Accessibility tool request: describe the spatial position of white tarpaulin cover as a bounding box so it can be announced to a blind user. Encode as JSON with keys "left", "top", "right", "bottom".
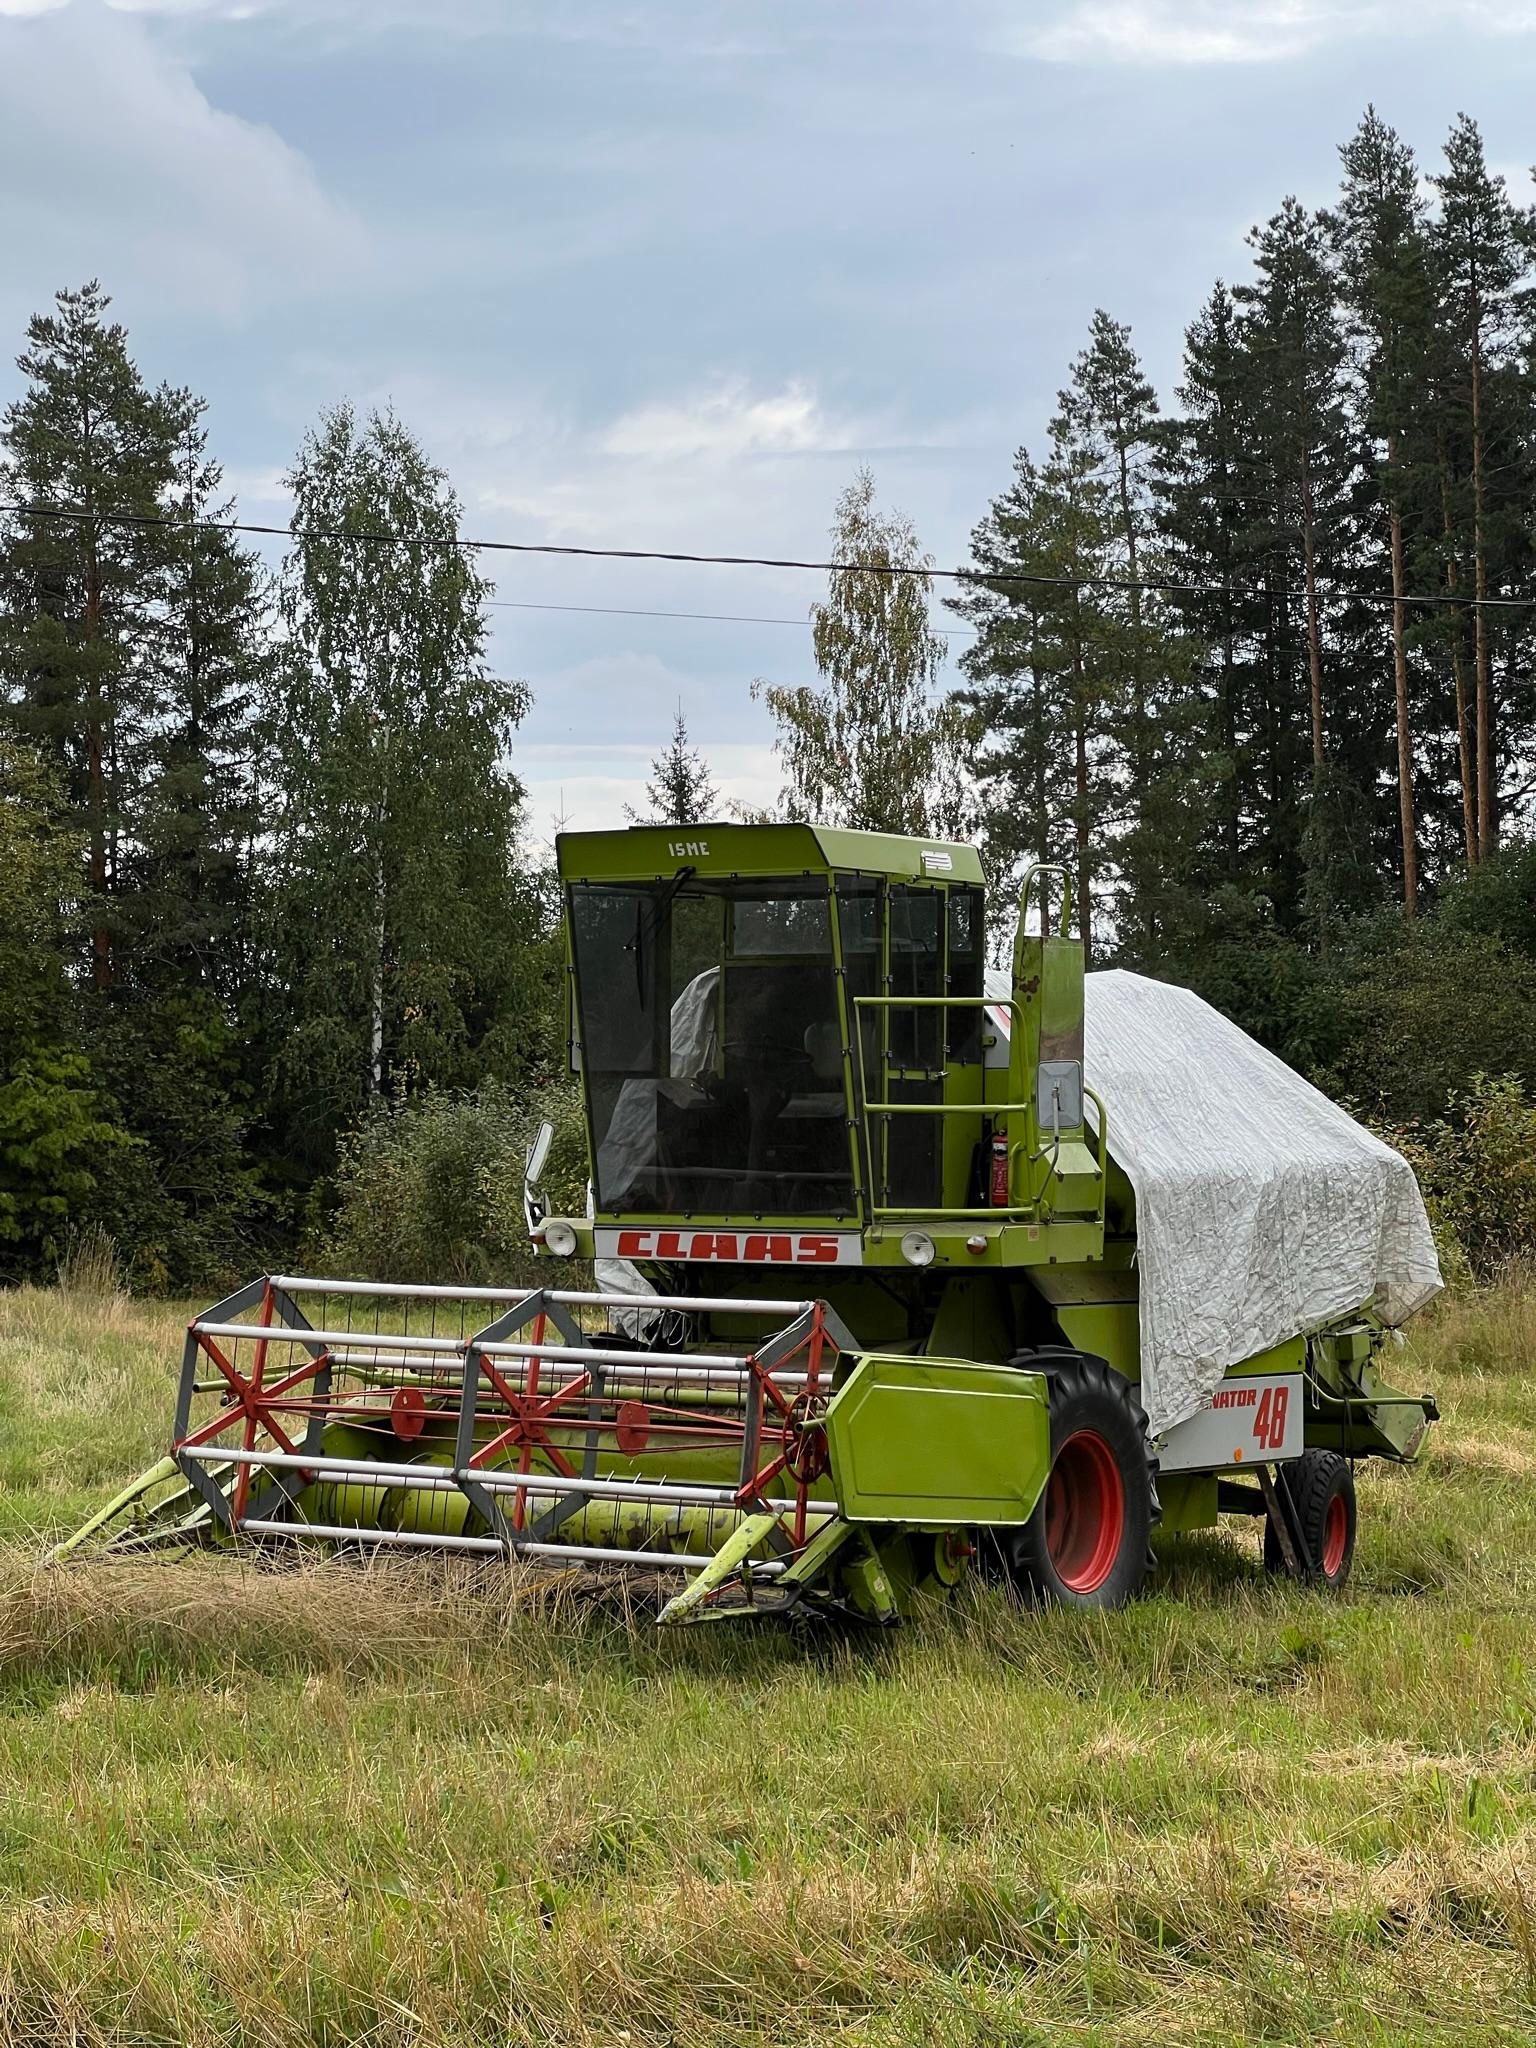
{"left": 988, "top": 966, "right": 1442, "bottom": 1437}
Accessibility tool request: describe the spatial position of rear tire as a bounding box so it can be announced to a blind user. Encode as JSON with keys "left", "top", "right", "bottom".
{"left": 1263, "top": 1450, "right": 1356, "bottom": 1589}
{"left": 998, "top": 1352, "right": 1157, "bottom": 1610}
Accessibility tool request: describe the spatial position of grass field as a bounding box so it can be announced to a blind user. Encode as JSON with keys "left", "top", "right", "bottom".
{"left": 2, "top": 1282, "right": 1535, "bottom": 2046}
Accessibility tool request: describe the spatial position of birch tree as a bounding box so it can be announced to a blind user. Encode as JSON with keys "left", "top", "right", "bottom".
{"left": 756, "top": 469, "right": 975, "bottom": 839}
{"left": 262, "top": 405, "right": 538, "bottom": 1170}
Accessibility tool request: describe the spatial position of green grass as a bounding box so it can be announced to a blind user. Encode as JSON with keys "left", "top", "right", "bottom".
{"left": 2, "top": 1281, "right": 1536, "bottom": 2045}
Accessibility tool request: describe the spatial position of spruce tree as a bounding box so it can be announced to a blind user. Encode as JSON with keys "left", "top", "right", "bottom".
{"left": 0, "top": 287, "right": 273, "bottom": 1285}
{"left": 261, "top": 404, "right": 544, "bottom": 1172}
{"left": 1056, "top": 313, "right": 1162, "bottom": 941}
{"left": 0, "top": 727, "right": 125, "bottom": 1278}
{"left": 0, "top": 283, "right": 179, "bottom": 991}
{"left": 625, "top": 705, "right": 719, "bottom": 825}
{"left": 756, "top": 469, "right": 974, "bottom": 838}
{"left": 953, "top": 432, "right": 1126, "bottom": 960}
{"left": 87, "top": 388, "right": 279, "bottom": 1287}
{"left": 135, "top": 389, "right": 269, "bottom": 998}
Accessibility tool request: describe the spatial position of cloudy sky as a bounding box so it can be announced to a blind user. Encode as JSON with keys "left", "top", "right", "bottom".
{"left": 3, "top": 0, "right": 1534, "bottom": 840}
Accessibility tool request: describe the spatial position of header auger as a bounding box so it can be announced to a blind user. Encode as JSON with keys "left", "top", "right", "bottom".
{"left": 63, "top": 822, "right": 1442, "bottom": 1622}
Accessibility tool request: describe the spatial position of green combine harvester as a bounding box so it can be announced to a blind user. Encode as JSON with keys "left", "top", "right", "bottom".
{"left": 64, "top": 824, "right": 1442, "bottom": 1621}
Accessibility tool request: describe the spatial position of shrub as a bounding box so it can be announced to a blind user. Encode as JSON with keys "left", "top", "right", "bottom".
{"left": 318, "top": 1079, "right": 588, "bottom": 1287}
{"left": 1368, "top": 1116, "right": 1472, "bottom": 1291}
{"left": 1318, "top": 926, "right": 1536, "bottom": 1125}
{"left": 1424, "top": 1076, "right": 1536, "bottom": 1281}
{"left": 1378, "top": 1075, "right": 1536, "bottom": 1285}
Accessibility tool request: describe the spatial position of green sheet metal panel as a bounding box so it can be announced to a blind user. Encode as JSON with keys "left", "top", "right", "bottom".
{"left": 825, "top": 1354, "right": 1050, "bottom": 1525}
{"left": 556, "top": 821, "right": 984, "bottom": 886}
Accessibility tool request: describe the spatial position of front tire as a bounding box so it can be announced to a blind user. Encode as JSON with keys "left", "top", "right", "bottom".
{"left": 1263, "top": 1449, "right": 1356, "bottom": 1589}
{"left": 999, "top": 1352, "right": 1157, "bottom": 1610}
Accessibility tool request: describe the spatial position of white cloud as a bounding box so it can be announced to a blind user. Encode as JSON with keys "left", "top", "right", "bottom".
{"left": 1028, "top": 0, "right": 1336, "bottom": 62}
{"left": 1019, "top": 0, "right": 1536, "bottom": 64}
{"left": 250, "top": 365, "right": 964, "bottom": 841}
{"left": 389, "top": 370, "right": 898, "bottom": 564}
{"left": 0, "top": 1, "right": 363, "bottom": 324}
{"left": 602, "top": 380, "right": 844, "bottom": 462}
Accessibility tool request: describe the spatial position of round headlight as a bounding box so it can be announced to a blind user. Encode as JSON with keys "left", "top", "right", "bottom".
{"left": 900, "top": 1230, "right": 936, "bottom": 1269}
{"left": 542, "top": 1218, "right": 578, "bottom": 1258}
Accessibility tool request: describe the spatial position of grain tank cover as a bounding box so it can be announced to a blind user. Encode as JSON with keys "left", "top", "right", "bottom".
{"left": 988, "top": 967, "right": 1443, "bottom": 1436}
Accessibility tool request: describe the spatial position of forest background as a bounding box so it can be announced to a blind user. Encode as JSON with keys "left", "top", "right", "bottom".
{"left": 4, "top": 107, "right": 1536, "bottom": 1294}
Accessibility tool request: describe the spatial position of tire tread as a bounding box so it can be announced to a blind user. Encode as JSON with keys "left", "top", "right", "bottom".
{"left": 999, "top": 1349, "right": 1159, "bottom": 1609}
{"left": 1263, "top": 1448, "right": 1356, "bottom": 1586}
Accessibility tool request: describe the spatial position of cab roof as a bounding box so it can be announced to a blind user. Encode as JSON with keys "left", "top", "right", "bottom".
{"left": 555, "top": 820, "right": 985, "bottom": 886}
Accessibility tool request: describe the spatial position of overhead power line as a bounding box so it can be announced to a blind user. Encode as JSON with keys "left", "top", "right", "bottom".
{"left": 1, "top": 497, "right": 1533, "bottom": 612}
{"left": 488, "top": 597, "right": 811, "bottom": 625}
{"left": 481, "top": 596, "right": 989, "bottom": 636}
{"left": 483, "top": 595, "right": 983, "bottom": 636}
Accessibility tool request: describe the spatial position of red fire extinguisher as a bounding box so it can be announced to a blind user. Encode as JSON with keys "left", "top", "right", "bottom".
{"left": 989, "top": 1131, "right": 1010, "bottom": 1208}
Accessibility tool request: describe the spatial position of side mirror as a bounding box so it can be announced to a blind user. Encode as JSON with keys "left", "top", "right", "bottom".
{"left": 1037, "top": 1060, "right": 1084, "bottom": 1133}
{"left": 524, "top": 1119, "right": 554, "bottom": 1189}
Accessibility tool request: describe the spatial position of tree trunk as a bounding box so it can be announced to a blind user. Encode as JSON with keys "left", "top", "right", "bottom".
{"left": 370, "top": 752, "right": 388, "bottom": 1094}
{"left": 82, "top": 516, "right": 112, "bottom": 992}
{"left": 1113, "top": 444, "right": 1144, "bottom": 748}
{"left": 1029, "top": 607, "right": 1048, "bottom": 864}
{"left": 1072, "top": 601, "right": 1091, "bottom": 970}
{"left": 1299, "top": 455, "right": 1326, "bottom": 771}
{"left": 1469, "top": 310, "right": 1495, "bottom": 855}
{"left": 1218, "top": 621, "right": 1238, "bottom": 875}
{"left": 1438, "top": 445, "right": 1479, "bottom": 863}
{"left": 1112, "top": 426, "right": 1150, "bottom": 947}
{"left": 1385, "top": 439, "right": 1418, "bottom": 917}
{"left": 1218, "top": 470, "right": 1239, "bottom": 879}
{"left": 1262, "top": 578, "right": 1282, "bottom": 836}
{"left": 370, "top": 870, "right": 385, "bottom": 1094}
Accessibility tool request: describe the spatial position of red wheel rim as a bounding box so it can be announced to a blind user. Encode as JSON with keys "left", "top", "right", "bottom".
{"left": 1321, "top": 1490, "right": 1349, "bottom": 1578}
{"left": 1044, "top": 1430, "right": 1126, "bottom": 1594}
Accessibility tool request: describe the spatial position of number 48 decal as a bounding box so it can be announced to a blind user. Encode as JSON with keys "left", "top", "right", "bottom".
{"left": 1253, "top": 1383, "right": 1290, "bottom": 1451}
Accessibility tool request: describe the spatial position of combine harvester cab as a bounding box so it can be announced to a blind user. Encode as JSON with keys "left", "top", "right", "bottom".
{"left": 63, "top": 823, "right": 1443, "bottom": 1623}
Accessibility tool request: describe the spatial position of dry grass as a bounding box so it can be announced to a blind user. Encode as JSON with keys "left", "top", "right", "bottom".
{"left": 1, "top": 1280, "right": 1535, "bottom": 2044}
{"left": 53, "top": 1225, "right": 124, "bottom": 1303}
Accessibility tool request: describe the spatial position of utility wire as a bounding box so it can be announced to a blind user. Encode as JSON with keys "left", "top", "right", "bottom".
{"left": 1, "top": 497, "right": 1533, "bottom": 612}
{"left": 481, "top": 595, "right": 988, "bottom": 634}
{"left": 488, "top": 597, "right": 808, "bottom": 625}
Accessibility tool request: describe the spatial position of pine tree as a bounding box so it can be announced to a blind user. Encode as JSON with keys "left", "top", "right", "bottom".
{"left": 1430, "top": 113, "right": 1535, "bottom": 857}
{"left": 1236, "top": 200, "right": 1354, "bottom": 779}
{"left": 1231, "top": 201, "right": 1384, "bottom": 942}
{"left": 1331, "top": 109, "right": 1437, "bottom": 914}
{"left": 756, "top": 469, "right": 975, "bottom": 838}
{"left": 625, "top": 705, "right": 719, "bottom": 825}
{"left": 260, "top": 404, "right": 545, "bottom": 1171}
{"left": 1154, "top": 283, "right": 1258, "bottom": 893}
